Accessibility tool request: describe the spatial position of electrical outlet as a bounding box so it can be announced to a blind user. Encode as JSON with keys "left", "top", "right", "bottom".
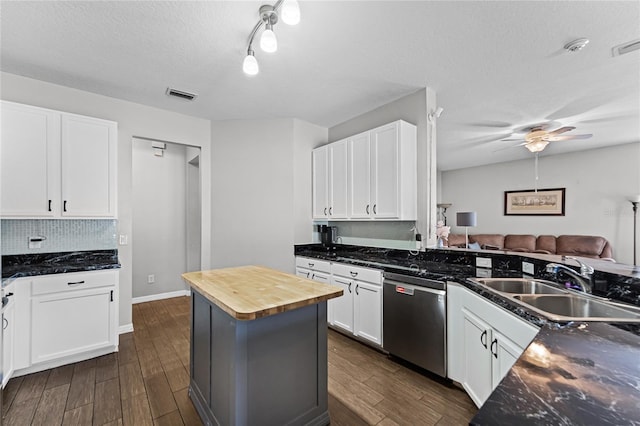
{"left": 119, "top": 234, "right": 128, "bottom": 245}
{"left": 148, "top": 274, "right": 155, "bottom": 284}
{"left": 522, "top": 261, "right": 535, "bottom": 275}
{"left": 476, "top": 257, "right": 492, "bottom": 268}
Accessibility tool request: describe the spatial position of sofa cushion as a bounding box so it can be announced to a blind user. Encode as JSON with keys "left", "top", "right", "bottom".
{"left": 504, "top": 234, "right": 536, "bottom": 252}
{"left": 556, "top": 235, "right": 612, "bottom": 258}
{"left": 446, "top": 234, "right": 467, "bottom": 247}
{"left": 535, "top": 235, "right": 557, "bottom": 254}
{"left": 470, "top": 234, "right": 505, "bottom": 250}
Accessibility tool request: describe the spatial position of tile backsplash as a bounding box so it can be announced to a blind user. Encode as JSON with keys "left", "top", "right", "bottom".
{"left": 1, "top": 219, "right": 117, "bottom": 255}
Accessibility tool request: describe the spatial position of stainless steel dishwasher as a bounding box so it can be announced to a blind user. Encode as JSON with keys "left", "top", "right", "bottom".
{"left": 383, "top": 271, "right": 447, "bottom": 377}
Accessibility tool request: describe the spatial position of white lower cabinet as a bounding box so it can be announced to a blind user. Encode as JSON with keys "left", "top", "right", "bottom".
{"left": 2, "top": 283, "right": 16, "bottom": 388}
{"left": 329, "top": 263, "right": 382, "bottom": 346}
{"left": 10, "top": 270, "right": 119, "bottom": 378}
{"left": 448, "top": 282, "right": 539, "bottom": 407}
{"left": 295, "top": 257, "right": 331, "bottom": 284}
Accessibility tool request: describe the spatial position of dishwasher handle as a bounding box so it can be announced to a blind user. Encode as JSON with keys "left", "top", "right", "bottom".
{"left": 384, "top": 279, "right": 445, "bottom": 296}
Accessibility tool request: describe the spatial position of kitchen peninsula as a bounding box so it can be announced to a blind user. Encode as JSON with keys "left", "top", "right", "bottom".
{"left": 181, "top": 265, "right": 342, "bottom": 426}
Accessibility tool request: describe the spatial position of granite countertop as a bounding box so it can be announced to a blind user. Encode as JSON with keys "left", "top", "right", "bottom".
{"left": 294, "top": 243, "right": 640, "bottom": 425}
{"left": 182, "top": 265, "right": 343, "bottom": 320}
{"left": 1, "top": 249, "right": 121, "bottom": 282}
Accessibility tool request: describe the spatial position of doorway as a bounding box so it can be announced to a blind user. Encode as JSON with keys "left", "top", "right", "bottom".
{"left": 131, "top": 138, "right": 201, "bottom": 301}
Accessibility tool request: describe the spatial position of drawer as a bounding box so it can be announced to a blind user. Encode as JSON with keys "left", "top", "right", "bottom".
{"left": 31, "top": 270, "right": 117, "bottom": 296}
{"left": 295, "top": 257, "right": 331, "bottom": 274}
{"left": 331, "top": 263, "right": 382, "bottom": 285}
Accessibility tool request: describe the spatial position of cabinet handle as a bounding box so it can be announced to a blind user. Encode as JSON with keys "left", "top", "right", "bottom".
{"left": 491, "top": 338, "right": 498, "bottom": 358}
{"left": 63, "top": 200, "right": 68, "bottom": 212}
{"left": 311, "top": 273, "right": 315, "bottom": 280}
{"left": 348, "top": 283, "right": 352, "bottom": 293}
{"left": 306, "top": 272, "right": 310, "bottom": 279}
{"left": 67, "top": 280, "right": 85, "bottom": 286}
{"left": 366, "top": 204, "right": 370, "bottom": 214}
{"left": 480, "top": 330, "right": 487, "bottom": 349}
{"left": 355, "top": 284, "right": 359, "bottom": 295}
{"left": 48, "top": 199, "right": 52, "bottom": 212}
{"left": 329, "top": 207, "right": 332, "bottom": 215}
{"left": 3, "top": 317, "right": 7, "bottom": 330}
{"left": 308, "top": 263, "right": 314, "bottom": 268}
{"left": 350, "top": 271, "right": 358, "bottom": 277}
{"left": 373, "top": 204, "right": 377, "bottom": 215}
{"left": 324, "top": 207, "right": 327, "bottom": 215}
{"left": 110, "top": 290, "right": 114, "bottom": 302}
{"left": 5, "top": 292, "right": 13, "bottom": 298}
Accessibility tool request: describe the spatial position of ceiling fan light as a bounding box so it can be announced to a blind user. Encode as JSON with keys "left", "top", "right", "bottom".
{"left": 525, "top": 140, "right": 549, "bottom": 153}
{"left": 281, "top": 0, "right": 300, "bottom": 25}
{"left": 260, "top": 25, "right": 278, "bottom": 52}
{"left": 242, "top": 51, "right": 259, "bottom": 75}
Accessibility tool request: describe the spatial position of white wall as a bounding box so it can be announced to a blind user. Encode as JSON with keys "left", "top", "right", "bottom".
{"left": 441, "top": 142, "right": 640, "bottom": 264}
{"left": 1, "top": 72, "right": 212, "bottom": 329}
{"left": 328, "top": 88, "right": 437, "bottom": 248}
{"left": 210, "top": 118, "right": 327, "bottom": 272}
{"left": 185, "top": 147, "right": 201, "bottom": 273}
{"left": 132, "top": 139, "right": 189, "bottom": 298}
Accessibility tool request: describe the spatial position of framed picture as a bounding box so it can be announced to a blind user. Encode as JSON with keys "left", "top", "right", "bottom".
{"left": 504, "top": 188, "right": 565, "bottom": 216}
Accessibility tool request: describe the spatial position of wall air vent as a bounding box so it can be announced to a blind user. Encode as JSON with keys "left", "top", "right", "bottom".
{"left": 612, "top": 39, "right": 640, "bottom": 57}
{"left": 165, "top": 87, "right": 198, "bottom": 101}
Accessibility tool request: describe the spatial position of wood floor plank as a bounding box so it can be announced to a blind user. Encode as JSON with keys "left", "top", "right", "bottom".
{"left": 3, "top": 397, "right": 39, "bottom": 426}
{"left": 2, "top": 375, "right": 24, "bottom": 417}
{"left": 118, "top": 333, "right": 139, "bottom": 366}
{"left": 119, "top": 361, "right": 146, "bottom": 400}
{"left": 61, "top": 403, "right": 93, "bottom": 426}
{"left": 93, "top": 377, "right": 122, "bottom": 425}
{"left": 121, "top": 393, "right": 153, "bottom": 426}
{"left": 95, "top": 353, "right": 119, "bottom": 383}
{"left": 13, "top": 371, "right": 49, "bottom": 404}
{"left": 31, "top": 383, "right": 70, "bottom": 426}
{"left": 46, "top": 364, "right": 75, "bottom": 389}
{"left": 144, "top": 373, "right": 178, "bottom": 419}
{"left": 153, "top": 410, "right": 184, "bottom": 426}
{"left": 328, "top": 377, "right": 385, "bottom": 425}
{"left": 172, "top": 388, "right": 202, "bottom": 426}
{"left": 162, "top": 359, "right": 189, "bottom": 392}
{"left": 66, "top": 365, "right": 96, "bottom": 410}
{"left": 138, "top": 348, "right": 165, "bottom": 379}
{"left": 327, "top": 393, "right": 369, "bottom": 426}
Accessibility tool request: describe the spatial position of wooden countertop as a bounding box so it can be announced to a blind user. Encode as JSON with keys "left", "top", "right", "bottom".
{"left": 182, "top": 265, "right": 343, "bottom": 320}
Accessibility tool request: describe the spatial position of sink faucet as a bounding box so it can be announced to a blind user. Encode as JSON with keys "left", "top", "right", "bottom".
{"left": 545, "top": 257, "right": 594, "bottom": 293}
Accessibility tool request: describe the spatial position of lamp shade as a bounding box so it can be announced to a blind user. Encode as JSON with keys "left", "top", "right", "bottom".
{"left": 457, "top": 212, "right": 477, "bottom": 227}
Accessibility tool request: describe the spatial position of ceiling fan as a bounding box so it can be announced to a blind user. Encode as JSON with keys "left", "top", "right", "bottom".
{"left": 502, "top": 125, "right": 593, "bottom": 153}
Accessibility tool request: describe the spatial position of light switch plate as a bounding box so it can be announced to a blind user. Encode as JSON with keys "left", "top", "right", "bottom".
{"left": 119, "top": 234, "right": 128, "bottom": 245}
{"left": 522, "top": 261, "right": 535, "bottom": 275}
{"left": 476, "top": 257, "right": 492, "bottom": 268}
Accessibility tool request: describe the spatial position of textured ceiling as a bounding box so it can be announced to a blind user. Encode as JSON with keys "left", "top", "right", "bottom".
{"left": 1, "top": 1, "right": 639, "bottom": 170}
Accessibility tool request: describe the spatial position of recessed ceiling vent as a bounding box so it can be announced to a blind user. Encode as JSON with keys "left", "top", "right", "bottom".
{"left": 165, "top": 87, "right": 198, "bottom": 101}
{"left": 612, "top": 39, "right": 640, "bottom": 57}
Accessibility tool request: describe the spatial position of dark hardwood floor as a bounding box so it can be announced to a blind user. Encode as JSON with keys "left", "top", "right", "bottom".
{"left": 2, "top": 296, "right": 476, "bottom": 425}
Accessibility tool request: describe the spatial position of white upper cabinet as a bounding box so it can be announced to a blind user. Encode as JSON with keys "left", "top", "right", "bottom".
{"left": 1, "top": 101, "right": 60, "bottom": 217}
{"left": 0, "top": 101, "right": 118, "bottom": 218}
{"left": 314, "top": 120, "right": 417, "bottom": 221}
{"left": 312, "top": 146, "right": 329, "bottom": 219}
{"left": 61, "top": 114, "right": 117, "bottom": 217}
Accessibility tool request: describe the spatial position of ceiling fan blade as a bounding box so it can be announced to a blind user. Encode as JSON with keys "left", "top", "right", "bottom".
{"left": 548, "top": 134, "right": 593, "bottom": 141}
{"left": 500, "top": 138, "right": 525, "bottom": 142}
{"left": 492, "top": 142, "right": 526, "bottom": 152}
{"left": 548, "top": 126, "right": 576, "bottom": 136}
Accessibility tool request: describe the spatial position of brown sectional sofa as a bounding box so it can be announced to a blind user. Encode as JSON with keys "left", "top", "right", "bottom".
{"left": 445, "top": 233, "right": 613, "bottom": 260}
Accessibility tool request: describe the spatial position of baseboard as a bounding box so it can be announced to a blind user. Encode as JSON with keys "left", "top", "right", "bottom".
{"left": 119, "top": 323, "right": 134, "bottom": 334}
{"left": 132, "top": 289, "right": 191, "bottom": 304}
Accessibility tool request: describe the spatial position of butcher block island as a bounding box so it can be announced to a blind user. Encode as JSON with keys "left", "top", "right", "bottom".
{"left": 182, "top": 265, "right": 343, "bottom": 426}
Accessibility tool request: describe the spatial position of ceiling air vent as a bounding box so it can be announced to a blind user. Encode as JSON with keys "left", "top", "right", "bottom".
{"left": 166, "top": 87, "right": 198, "bottom": 101}
{"left": 612, "top": 39, "right": 640, "bottom": 57}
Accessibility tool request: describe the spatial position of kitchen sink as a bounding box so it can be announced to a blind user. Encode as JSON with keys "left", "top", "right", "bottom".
{"left": 513, "top": 294, "right": 640, "bottom": 322}
{"left": 471, "top": 277, "right": 640, "bottom": 323}
{"left": 473, "top": 278, "right": 566, "bottom": 294}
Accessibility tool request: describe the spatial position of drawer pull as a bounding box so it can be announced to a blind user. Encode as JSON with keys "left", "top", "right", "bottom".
{"left": 350, "top": 271, "right": 358, "bottom": 277}
{"left": 308, "top": 263, "right": 314, "bottom": 268}
{"left": 67, "top": 280, "right": 85, "bottom": 286}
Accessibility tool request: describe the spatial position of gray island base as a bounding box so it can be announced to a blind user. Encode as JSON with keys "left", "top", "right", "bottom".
{"left": 190, "top": 289, "right": 330, "bottom": 426}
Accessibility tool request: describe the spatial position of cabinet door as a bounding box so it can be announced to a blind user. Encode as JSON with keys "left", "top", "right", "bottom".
{"left": 371, "top": 123, "right": 400, "bottom": 218}
{"left": 330, "top": 276, "right": 354, "bottom": 333}
{"left": 1, "top": 101, "right": 60, "bottom": 217}
{"left": 491, "top": 329, "right": 525, "bottom": 389}
{"left": 348, "top": 132, "right": 371, "bottom": 218}
{"left": 312, "top": 146, "right": 329, "bottom": 219}
{"left": 61, "top": 114, "right": 117, "bottom": 217}
{"left": 353, "top": 282, "right": 382, "bottom": 345}
{"left": 31, "top": 286, "right": 116, "bottom": 364}
{"left": 462, "top": 308, "right": 493, "bottom": 407}
{"left": 3, "top": 299, "right": 16, "bottom": 387}
{"left": 328, "top": 140, "right": 348, "bottom": 219}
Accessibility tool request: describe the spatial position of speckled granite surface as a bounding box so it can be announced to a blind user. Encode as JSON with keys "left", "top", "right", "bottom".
{"left": 295, "top": 243, "right": 640, "bottom": 424}
{"left": 2, "top": 249, "right": 120, "bottom": 280}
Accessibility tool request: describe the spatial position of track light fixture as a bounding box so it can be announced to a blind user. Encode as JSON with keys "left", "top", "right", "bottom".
{"left": 243, "top": 0, "right": 300, "bottom": 75}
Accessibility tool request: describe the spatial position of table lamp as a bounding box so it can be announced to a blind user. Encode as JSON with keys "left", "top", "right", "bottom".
{"left": 456, "top": 212, "right": 477, "bottom": 249}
